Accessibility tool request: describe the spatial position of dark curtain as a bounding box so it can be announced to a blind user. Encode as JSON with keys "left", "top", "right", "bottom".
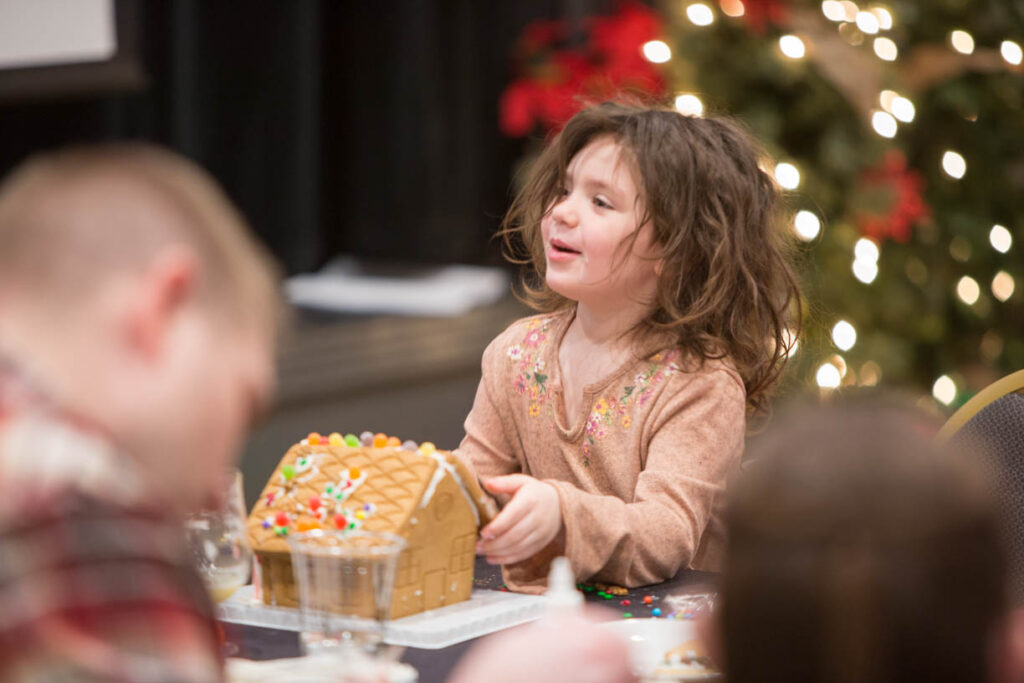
{"left": 0, "top": 0, "right": 584, "bottom": 274}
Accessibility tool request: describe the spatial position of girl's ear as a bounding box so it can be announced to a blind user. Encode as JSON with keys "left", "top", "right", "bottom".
{"left": 654, "top": 258, "right": 664, "bottom": 277}
{"left": 126, "top": 246, "right": 199, "bottom": 361}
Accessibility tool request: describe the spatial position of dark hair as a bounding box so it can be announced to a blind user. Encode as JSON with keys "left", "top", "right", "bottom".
{"left": 500, "top": 101, "right": 800, "bottom": 415}
{"left": 722, "top": 397, "right": 1007, "bottom": 683}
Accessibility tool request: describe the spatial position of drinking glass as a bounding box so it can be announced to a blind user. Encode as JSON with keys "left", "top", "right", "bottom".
{"left": 185, "top": 469, "right": 252, "bottom": 603}
{"left": 286, "top": 529, "right": 406, "bottom": 656}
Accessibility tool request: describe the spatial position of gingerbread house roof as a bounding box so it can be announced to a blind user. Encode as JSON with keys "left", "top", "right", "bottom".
{"left": 248, "top": 442, "right": 494, "bottom": 553}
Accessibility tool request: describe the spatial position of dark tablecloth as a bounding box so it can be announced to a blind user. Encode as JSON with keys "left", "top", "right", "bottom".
{"left": 225, "top": 557, "right": 716, "bottom": 683}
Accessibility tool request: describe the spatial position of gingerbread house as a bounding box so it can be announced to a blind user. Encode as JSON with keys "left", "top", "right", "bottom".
{"left": 247, "top": 432, "right": 495, "bottom": 619}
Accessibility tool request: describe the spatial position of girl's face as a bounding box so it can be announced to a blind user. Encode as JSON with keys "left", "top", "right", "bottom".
{"left": 540, "top": 136, "right": 660, "bottom": 309}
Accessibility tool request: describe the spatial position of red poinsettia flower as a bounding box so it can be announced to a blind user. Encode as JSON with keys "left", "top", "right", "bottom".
{"left": 499, "top": 1, "right": 668, "bottom": 137}
{"left": 742, "top": 0, "right": 789, "bottom": 34}
{"left": 854, "top": 150, "right": 930, "bottom": 243}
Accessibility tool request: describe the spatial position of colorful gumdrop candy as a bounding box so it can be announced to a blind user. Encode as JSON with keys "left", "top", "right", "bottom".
{"left": 386, "top": 436, "right": 401, "bottom": 447}
{"left": 297, "top": 520, "right": 321, "bottom": 532}
{"left": 274, "top": 511, "right": 289, "bottom": 527}
{"left": 281, "top": 464, "right": 296, "bottom": 481}
{"left": 328, "top": 432, "right": 344, "bottom": 445}
{"left": 360, "top": 431, "right": 374, "bottom": 446}
{"left": 307, "top": 432, "right": 323, "bottom": 445}
{"left": 333, "top": 513, "right": 347, "bottom": 529}
{"left": 419, "top": 442, "right": 437, "bottom": 455}
{"left": 402, "top": 440, "right": 418, "bottom": 451}
{"left": 344, "top": 433, "right": 360, "bottom": 447}
{"left": 348, "top": 467, "right": 361, "bottom": 480}
{"left": 308, "top": 496, "right": 322, "bottom": 512}
{"left": 372, "top": 433, "right": 388, "bottom": 448}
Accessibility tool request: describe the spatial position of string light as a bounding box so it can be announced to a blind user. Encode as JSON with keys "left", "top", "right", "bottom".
{"left": 890, "top": 95, "right": 915, "bottom": 122}
{"left": 854, "top": 238, "right": 880, "bottom": 263}
{"left": 782, "top": 328, "right": 799, "bottom": 357}
{"left": 950, "top": 30, "right": 975, "bottom": 55}
{"left": 855, "top": 11, "right": 880, "bottom": 34}
{"left": 816, "top": 362, "right": 842, "bottom": 389}
{"left": 720, "top": 0, "right": 745, "bottom": 18}
{"left": 794, "top": 210, "right": 822, "bottom": 240}
{"left": 941, "top": 150, "right": 966, "bottom": 179}
{"left": 992, "top": 271, "right": 1015, "bottom": 302}
{"left": 832, "top": 320, "right": 857, "bottom": 351}
{"left": 989, "top": 224, "right": 1012, "bottom": 253}
{"left": 871, "top": 110, "right": 898, "bottom": 137}
{"left": 642, "top": 40, "right": 672, "bottom": 63}
{"left": 853, "top": 237, "right": 879, "bottom": 284}
{"left": 687, "top": 3, "right": 715, "bottom": 26}
{"left": 859, "top": 361, "right": 881, "bottom": 386}
{"left": 774, "top": 162, "right": 801, "bottom": 189}
{"left": 853, "top": 260, "right": 879, "bottom": 283}
{"left": 932, "top": 375, "right": 956, "bottom": 406}
{"left": 879, "top": 89, "right": 897, "bottom": 111}
{"left": 874, "top": 37, "right": 898, "bottom": 60}
{"left": 779, "top": 35, "right": 806, "bottom": 59}
{"left": 675, "top": 94, "right": 704, "bottom": 117}
{"left": 1002, "top": 40, "right": 1023, "bottom": 66}
{"left": 956, "top": 275, "right": 980, "bottom": 305}
{"left": 821, "top": 1, "right": 845, "bottom": 21}
{"left": 870, "top": 6, "right": 893, "bottom": 30}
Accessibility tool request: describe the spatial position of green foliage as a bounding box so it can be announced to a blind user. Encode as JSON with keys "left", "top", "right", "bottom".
{"left": 662, "top": 0, "right": 1024, "bottom": 403}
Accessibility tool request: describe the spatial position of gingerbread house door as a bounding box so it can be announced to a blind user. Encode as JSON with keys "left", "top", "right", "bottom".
{"left": 423, "top": 569, "right": 446, "bottom": 610}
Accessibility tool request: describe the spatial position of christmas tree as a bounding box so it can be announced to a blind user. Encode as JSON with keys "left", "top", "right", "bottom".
{"left": 500, "top": 0, "right": 1024, "bottom": 410}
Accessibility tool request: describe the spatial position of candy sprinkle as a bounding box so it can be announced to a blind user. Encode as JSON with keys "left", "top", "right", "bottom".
{"left": 623, "top": 613, "right": 633, "bottom": 619}
{"left": 621, "top": 599, "right": 631, "bottom": 606}
{"left": 652, "top": 608, "right": 662, "bottom": 617}
{"left": 349, "top": 467, "right": 361, "bottom": 480}
{"left": 643, "top": 595, "right": 653, "bottom": 605}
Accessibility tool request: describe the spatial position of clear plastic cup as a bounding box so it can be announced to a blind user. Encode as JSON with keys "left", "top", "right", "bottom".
{"left": 286, "top": 529, "right": 406, "bottom": 656}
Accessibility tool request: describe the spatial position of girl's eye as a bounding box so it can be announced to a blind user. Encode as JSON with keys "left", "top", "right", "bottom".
{"left": 594, "top": 197, "right": 612, "bottom": 209}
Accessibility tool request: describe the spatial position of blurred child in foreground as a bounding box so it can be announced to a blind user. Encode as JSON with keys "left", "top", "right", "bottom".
{"left": 715, "top": 397, "right": 1022, "bottom": 683}
{"left": 0, "top": 145, "right": 280, "bottom": 681}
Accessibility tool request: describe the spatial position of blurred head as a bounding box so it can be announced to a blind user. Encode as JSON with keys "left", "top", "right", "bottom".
{"left": 720, "top": 397, "right": 1009, "bottom": 683}
{"left": 502, "top": 100, "right": 800, "bottom": 415}
{"left": 0, "top": 144, "right": 282, "bottom": 512}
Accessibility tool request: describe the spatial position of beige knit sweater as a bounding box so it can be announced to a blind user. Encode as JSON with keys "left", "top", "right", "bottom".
{"left": 455, "top": 309, "right": 746, "bottom": 593}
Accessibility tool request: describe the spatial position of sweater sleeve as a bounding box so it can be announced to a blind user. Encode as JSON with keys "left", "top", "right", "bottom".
{"left": 546, "top": 368, "right": 745, "bottom": 587}
{"left": 454, "top": 332, "right": 522, "bottom": 487}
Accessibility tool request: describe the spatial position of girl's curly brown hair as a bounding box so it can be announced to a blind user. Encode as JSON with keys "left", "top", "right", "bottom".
{"left": 500, "top": 101, "right": 801, "bottom": 416}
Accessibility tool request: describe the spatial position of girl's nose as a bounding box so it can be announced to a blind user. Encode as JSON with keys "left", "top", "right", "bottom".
{"left": 550, "top": 194, "right": 579, "bottom": 228}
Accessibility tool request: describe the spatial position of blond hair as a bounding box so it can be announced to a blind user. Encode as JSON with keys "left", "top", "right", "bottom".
{"left": 0, "top": 143, "right": 281, "bottom": 332}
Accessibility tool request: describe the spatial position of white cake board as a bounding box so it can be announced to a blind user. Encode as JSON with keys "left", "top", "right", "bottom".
{"left": 218, "top": 585, "right": 547, "bottom": 650}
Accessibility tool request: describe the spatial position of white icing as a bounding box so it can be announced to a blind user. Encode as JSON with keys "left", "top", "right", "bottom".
{"left": 419, "top": 453, "right": 481, "bottom": 526}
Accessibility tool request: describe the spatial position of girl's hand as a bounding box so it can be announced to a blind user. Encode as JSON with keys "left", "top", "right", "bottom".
{"left": 477, "top": 474, "right": 562, "bottom": 565}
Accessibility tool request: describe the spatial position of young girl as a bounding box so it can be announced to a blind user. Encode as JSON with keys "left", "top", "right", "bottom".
{"left": 458, "top": 101, "right": 800, "bottom": 592}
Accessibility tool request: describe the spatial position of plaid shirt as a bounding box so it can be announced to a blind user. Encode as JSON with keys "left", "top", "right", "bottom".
{"left": 0, "top": 361, "right": 224, "bottom": 682}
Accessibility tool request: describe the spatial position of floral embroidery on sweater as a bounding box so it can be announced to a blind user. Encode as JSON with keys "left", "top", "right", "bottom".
{"left": 506, "top": 317, "right": 685, "bottom": 467}
{"left": 507, "top": 318, "right": 554, "bottom": 418}
{"left": 581, "top": 350, "right": 683, "bottom": 466}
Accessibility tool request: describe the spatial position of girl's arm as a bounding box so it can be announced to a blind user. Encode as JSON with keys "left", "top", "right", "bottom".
{"left": 453, "top": 337, "right": 523, "bottom": 489}
{"left": 535, "top": 369, "right": 745, "bottom": 588}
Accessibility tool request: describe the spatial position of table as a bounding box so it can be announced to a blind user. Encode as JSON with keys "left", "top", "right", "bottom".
{"left": 224, "top": 557, "right": 717, "bottom": 683}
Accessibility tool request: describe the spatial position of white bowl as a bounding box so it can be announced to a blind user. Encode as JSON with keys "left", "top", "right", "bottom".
{"left": 601, "top": 618, "right": 720, "bottom": 681}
